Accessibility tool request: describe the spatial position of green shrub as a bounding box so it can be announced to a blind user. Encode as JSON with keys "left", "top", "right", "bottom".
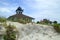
{"left": 39, "top": 19, "right": 52, "bottom": 25}
{"left": 53, "top": 24, "right": 60, "bottom": 33}
{"left": 0, "top": 17, "right": 6, "bottom": 22}
{"left": 4, "top": 24, "right": 17, "bottom": 40}
{"left": 53, "top": 21, "right": 57, "bottom": 24}
{"left": 18, "top": 19, "right": 26, "bottom": 24}
{"left": 37, "top": 21, "right": 40, "bottom": 24}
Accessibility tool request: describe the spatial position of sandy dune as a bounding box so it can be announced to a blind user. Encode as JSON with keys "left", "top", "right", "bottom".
{"left": 6, "top": 21, "right": 60, "bottom": 40}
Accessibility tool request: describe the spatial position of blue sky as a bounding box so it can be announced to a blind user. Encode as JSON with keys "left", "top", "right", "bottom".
{"left": 0, "top": 0, "right": 60, "bottom": 22}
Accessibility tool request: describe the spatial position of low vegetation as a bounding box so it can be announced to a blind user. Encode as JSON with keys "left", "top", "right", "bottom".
{"left": 4, "top": 24, "right": 18, "bottom": 40}
{"left": 0, "top": 17, "right": 6, "bottom": 23}
{"left": 18, "top": 19, "right": 26, "bottom": 24}
{"left": 36, "top": 21, "right": 40, "bottom": 24}
{"left": 53, "top": 21, "right": 57, "bottom": 24}
{"left": 36, "top": 19, "right": 60, "bottom": 33}
{"left": 53, "top": 24, "right": 60, "bottom": 33}
{"left": 37, "top": 19, "right": 52, "bottom": 25}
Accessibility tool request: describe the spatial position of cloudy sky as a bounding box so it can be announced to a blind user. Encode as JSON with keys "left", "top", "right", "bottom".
{"left": 0, "top": 0, "right": 60, "bottom": 22}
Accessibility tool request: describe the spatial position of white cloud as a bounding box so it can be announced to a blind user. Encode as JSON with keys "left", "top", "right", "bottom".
{"left": 0, "top": 1, "right": 9, "bottom": 6}
{"left": 23, "top": 0, "right": 57, "bottom": 9}
{"left": 22, "top": 0, "right": 60, "bottom": 22}
{"left": 0, "top": 6, "right": 18, "bottom": 17}
{"left": 0, "top": 8, "right": 11, "bottom": 12}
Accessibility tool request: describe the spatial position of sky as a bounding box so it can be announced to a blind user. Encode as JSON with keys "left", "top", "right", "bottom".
{"left": 0, "top": 0, "right": 60, "bottom": 22}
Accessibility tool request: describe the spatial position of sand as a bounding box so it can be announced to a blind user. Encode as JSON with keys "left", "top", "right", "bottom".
{"left": 6, "top": 21, "right": 60, "bottom": 40}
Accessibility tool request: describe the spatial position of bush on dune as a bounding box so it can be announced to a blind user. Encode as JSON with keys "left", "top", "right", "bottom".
{"left": 53, "top": 24, "right": 60, "bottom": 33}
{"left": 4, "top": 24, "right": 18, "bottom": 40}
{"left": 0, "top": 17, "right": 6, "bottom": 23}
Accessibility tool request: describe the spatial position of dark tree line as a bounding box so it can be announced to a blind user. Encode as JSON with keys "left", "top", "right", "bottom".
{"left": 37, "top": 19, "right": 57, "bottom": 24}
